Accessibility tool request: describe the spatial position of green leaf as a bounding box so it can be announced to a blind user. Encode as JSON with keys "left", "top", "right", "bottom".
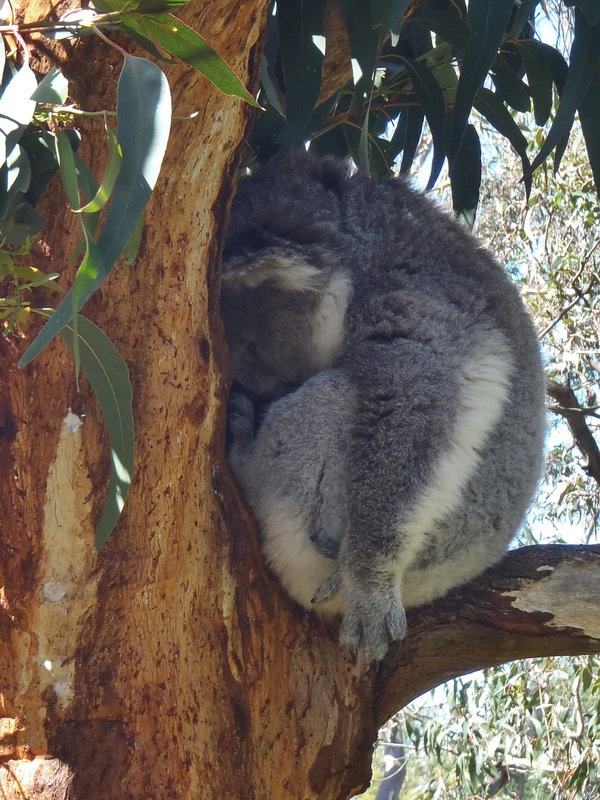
{"left": 511, "top": 0, "right": 539, "bottom": 37}
{"left": 19, "top": 56, "right": 171, "bottom": 368}
{"left": 396, "top": 55, "right": 446, "bottom": 188}
{"left": 339, "top": 0, "right": 381, "bottom": 97}
{"left": 74, "top": 128, "right": 122, "bottom": 213}
{"left": 398, "top": 106, "right": 424, "bottom": 174}
{"left": 578, "top": 79, "right": 600, "bottom": 198}
{"left": 118, "top": 13, "right": 259, "bottom": 106}
{"left": 448, "top": 0, "right": 514, "bottom": 162}
{"left": 0, "top": 64, "right": 37, "bottom": 168}
{"left": 474, "top": 87, "right": 531, "bottom": 195}
{"left": 31, "top": 67, "right": 69, "bottom": 105}
{"left": 450, "top": 123, "right": 481, "bottom": 227}
{"left": 490, "top": 54, "right": 531, "bottom": 113}
{"left": 277, "top": 0, "right": 325, "bottom": 145}
{"left": 414, "top": 9, "right": 470, "bottom": 52}
{"left": 517, "top": 39, "right": 553, "bottom": 126}
{"left": 96, "top": 55, "right": 170, "bottom": 266}
{"left": 58, "top": 313, "right": 134, "bottom": 549}
{"left": 0, "top": 195, "right": 46, "bottom": 247}
{"left": 371, "top": 0, "right": 411, "bottom": 33}
{"left": 531, "top": 10, "right": 600, "bottom": 174}
{"left": 0, "top": 144, "right": 32, "bottom": 220}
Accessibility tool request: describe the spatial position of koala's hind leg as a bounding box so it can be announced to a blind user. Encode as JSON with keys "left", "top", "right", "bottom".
{"left": 227, "top": 369, "right": 354, "bottom": 616}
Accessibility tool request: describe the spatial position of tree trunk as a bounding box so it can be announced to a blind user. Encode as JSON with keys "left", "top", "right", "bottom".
{"left": 2, "top": 4, "right": 600, "bottom": 800}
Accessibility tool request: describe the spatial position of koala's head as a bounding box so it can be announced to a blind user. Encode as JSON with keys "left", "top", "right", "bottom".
{"left": 220, "top": 153, "right": 352, "bottom": 397}
{"left": 221, "top": 252, "right": 350, "bottom": 397}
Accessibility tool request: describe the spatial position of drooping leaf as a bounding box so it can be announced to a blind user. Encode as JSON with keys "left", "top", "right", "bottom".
{"left": 399, "top": 106, "right": 424, "bottom": 174}
{"left": 0, "top": 64, "right": 37, "bottom": 168}
{"left": 517, "top": 39, "right": 553, "bottom": 126}
{"left": 0, "top": 195, "right": 46, "bottom": 247}
{"left": 31, "top": 67, "right": 69, "bottom": 105}
{"left": 19, "top": 56, "right": 171, "bottom": 367}
{"left": 57, "top": 313, "right": 135, "bottom": 549}
{"left": 490, "top": 55, "right": 531, "bottom": 113}
{"left": 531, "top": 10, "right": 600, "bottom": 174}
{"left": 117, "top": 13, "right": 259, "bottom": 106}
{"left": 448, "top": 0, "right": 514, "bottom": 163}
{"left": 511, "top": 0, "right": 540, "bottom": 38}
{"left": 578, "top": 80, "right": 600, "bottom": 195}
{"left": 74, "top": 128, "right": 122, "bottom": 213}
{"left": 95, "top": 55, "right": 170, "bottom": 266}
{"left": 338, "top": 0, "right": 381, "bottom": 98}
{"left": 277, "top": 0, "right": 325, "bottom": 145}
{"left": 396, "top": 55, "right": 446, "bottom": 188}
{"left": 414, "top": 9, "right": 470, "bottom": 52}
{"left": 0, "top": 144, "right": 31, "bottom": 219}
{"left": 474, "top": 87, "right": 531, "bottom": 195}
{"left": 450, "top": 123, "right": 481, "bottom": 227}
{"left": 371, "top": 0, "right": 411, "bottom": 34}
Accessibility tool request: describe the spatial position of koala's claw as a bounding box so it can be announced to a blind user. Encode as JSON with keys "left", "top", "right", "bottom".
{"left": 227, "top": 392, "right": 255, "bottom": 449}
{"left": 340, "top": 589, "right": 407, "bottom": 663}
{"left": 311, "top": 569, "right": 343, "bottom": 604}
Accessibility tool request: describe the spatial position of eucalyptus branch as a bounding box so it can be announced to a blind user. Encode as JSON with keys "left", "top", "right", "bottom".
{"left": 547, "top": 379, "right": 600, "bottom": 486}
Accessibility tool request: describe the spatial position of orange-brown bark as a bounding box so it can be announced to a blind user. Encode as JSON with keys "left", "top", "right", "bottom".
{"left": 2, "top": 4, "right": 600, "bottom": 800}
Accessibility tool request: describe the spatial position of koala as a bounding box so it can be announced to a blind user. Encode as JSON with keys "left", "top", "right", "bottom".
{"left": 220, "top": 151, "right": 546, "bottom": 663}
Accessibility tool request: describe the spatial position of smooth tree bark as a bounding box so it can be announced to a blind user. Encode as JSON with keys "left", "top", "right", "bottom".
{"left": 2, "top": 2, "right": 600, "bottom": 799}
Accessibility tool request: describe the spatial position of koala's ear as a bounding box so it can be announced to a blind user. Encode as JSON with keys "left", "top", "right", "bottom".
{"left": 221, "top": 252, "right": 325, "bottom": 293}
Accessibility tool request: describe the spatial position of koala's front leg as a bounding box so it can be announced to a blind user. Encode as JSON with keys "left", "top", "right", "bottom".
{"left": 313, "top": 564, "right": 407, "bottom": 662}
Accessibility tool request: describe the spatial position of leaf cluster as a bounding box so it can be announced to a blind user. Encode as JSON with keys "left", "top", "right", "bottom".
{"left": 253, "top": 0, "right": 600, "bottom": 224}
{"left": 362, "top": 657, "right": 600, "bottom": 800}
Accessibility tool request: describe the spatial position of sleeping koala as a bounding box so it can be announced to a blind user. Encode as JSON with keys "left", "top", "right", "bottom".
{"left": 220, "top": 151, "right": 546, "bottom": 663}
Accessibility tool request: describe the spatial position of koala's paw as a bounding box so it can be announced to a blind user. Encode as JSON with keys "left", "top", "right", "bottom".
{"left": 227, "top": 392, "right": 255, "bottom": 450}
{"left": 340, "top": 584, "right": 407, "bottom": 663}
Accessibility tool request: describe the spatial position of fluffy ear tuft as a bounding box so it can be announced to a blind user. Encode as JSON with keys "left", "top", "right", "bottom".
{"left": 222, "top": 253, "right": 326, "bottom": 293}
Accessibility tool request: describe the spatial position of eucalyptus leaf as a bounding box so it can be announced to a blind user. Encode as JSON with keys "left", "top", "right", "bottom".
{"left": 74, "top": 128, "right": 122, "bottom": 214}
{"left": 371, "top": 0, "right": 411, "bottom": 34}
{"left": 474, "top": 87, "right": 531, "bottom": 195}
{"left": 448, "top": 0, "right": 514, "bottom": 163}
{"left": 19, "top": 56, "right": 171, "bottom": 368}
{"left": 531, "top": 10, "right": 600, "bottom": 174}
{"left": 118, "top": 13, "right": 259, "bottom": 106}
{"left": 31, "top": 67, "right": 69, "bottom": 105}
{"left": 578, "top": 79, "right": 600, "bottom": 197}
{"left": 517, "top": 39, "right": 553, "bottom": 126}
{"left": 450, "top": 123, "right": 481, "bottom": 226}
{"left": 396, "top": 55, "right": 446, "bottom": 188}
{"left": 0, "top": 64, "right": 37, "bottom": 168}
{"left": 277, "top": 0, "right": 325, "bottom": 145}
{"left": 58, "top": 313, "right": 135, "bottom": 549}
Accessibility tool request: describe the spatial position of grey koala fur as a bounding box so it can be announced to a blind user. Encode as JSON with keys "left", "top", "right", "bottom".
{"left": 221, "top": 151, "right": 546, "bottom": 663}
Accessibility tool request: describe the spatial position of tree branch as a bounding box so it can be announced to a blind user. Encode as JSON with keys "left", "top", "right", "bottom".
{"left": 547, "top": 379, "right": 600, "bottom": 486}
{"left": 375, "top": 545, "right": 600, "bottom": 725}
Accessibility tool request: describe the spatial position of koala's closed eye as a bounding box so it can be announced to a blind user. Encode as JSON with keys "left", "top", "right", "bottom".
{"left": 221, "top": 151, "right": 546, "bottom": 663}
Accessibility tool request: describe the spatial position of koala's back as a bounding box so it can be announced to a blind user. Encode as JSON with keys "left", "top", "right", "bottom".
{"left": 223, "top": 152, "right": 546, "bottom": 660}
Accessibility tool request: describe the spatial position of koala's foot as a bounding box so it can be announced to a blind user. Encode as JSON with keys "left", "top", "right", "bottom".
{"left": 340, "top": 582, "right": 407, "bottom": 663}
{"left": 227, "top": 392, "right": 255, "bottom": 450}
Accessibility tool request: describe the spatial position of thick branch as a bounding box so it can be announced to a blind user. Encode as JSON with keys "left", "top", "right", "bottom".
{"left": 376, "top": 545, "right": 600, "bottom": 725}
{"left": 547, "top": 379, "right": 600, "bottom": 486}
